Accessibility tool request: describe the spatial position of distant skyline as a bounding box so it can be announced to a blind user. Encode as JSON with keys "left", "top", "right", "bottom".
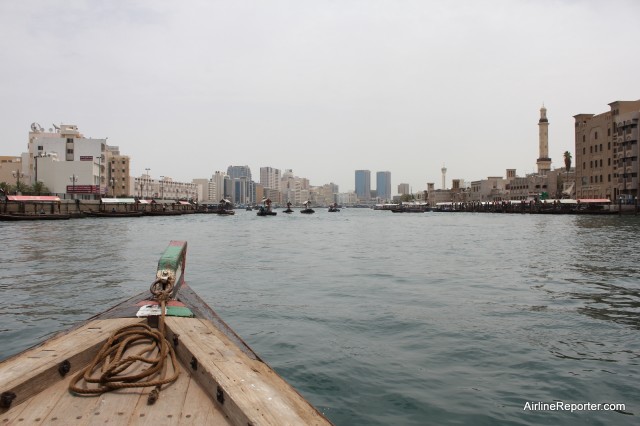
{"left": 2, "top": 1, "right": 640, "bottom": 192}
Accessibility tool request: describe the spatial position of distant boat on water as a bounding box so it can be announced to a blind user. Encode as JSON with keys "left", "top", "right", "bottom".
{"left": 257, "top": 197, "right": 277, "bottom": 216}
{"left": 391, "top": 202, "right": 431, "bottom": 213}
{"left": 300, "top": 200, "right": 315, "bottom": 214}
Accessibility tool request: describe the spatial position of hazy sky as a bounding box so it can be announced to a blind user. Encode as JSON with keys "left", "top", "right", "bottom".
{"left": 2, "top": 0, "right": 639, "bottom": 192}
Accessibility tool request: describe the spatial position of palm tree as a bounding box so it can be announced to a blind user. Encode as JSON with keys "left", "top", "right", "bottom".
{"left": 563, "top": 151, "right": 572, "bottom": 172}
{"left": 563, "top": 151, "right": 572, "bottom": 198}
{"left": 31, "top": 181, "right": 49, "bottom": 195}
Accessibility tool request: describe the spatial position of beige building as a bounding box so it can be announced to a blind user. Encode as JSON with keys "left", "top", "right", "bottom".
{"left": 106, "top": 146, "right": 130, "bottom": 197}
{"left": 280, "top": 169, "right": 310, "bottom": 205}
{"left": 0, "top": 156, "right": 24, "bottom": 191}
{"left": 574, "top": 100, "right": 640, "bottom": 200}
{"left": 397, "top": 183, "right": 410, "bottom": 195}
{"left": 613, "top": 102, "right": 640, "bottom": 201}
{"left": 132, "top": 175, "right": 198, "bottom": 201}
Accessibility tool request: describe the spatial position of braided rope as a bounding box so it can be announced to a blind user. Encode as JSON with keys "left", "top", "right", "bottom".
{"left": 69, "top": 274, "right": 180, "bottom": 403}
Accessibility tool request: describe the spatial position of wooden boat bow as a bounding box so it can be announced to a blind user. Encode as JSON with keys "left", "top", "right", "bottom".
{"left": 0, "top": 241, "right": 332, "bottom": 425}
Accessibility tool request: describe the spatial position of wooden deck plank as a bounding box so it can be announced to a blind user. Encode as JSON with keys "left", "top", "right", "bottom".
{"left": 129, "top": 355, "right": 185, "bottom": 426}
{"left": 2, "top": 364, "right": 71, "bottom": 425}
{"left": 0, "top": 318, "right": 145, "bottom": 411}
{"left": 165, "top": 317, "right": 331, "bottom": 426}
{"left": 1, "top": 313, "right": 330, "bottom": 425}
{"left": 180, "top": 374, "right": 233, "bottom": 426}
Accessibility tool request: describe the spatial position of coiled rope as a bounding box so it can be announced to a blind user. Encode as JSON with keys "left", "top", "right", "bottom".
{"left": 69, "top": 270, "right": 180, "bottom": 404}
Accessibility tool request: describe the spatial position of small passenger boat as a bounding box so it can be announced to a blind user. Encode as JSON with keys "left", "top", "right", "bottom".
{"left": 300, "top": 201, "right": 315, "bottom": 214}
{"left": 0, "top": 241, "right": 330, "bottom": 425}
{"left": 257, "top": 198, "right": 277, "bottom": 216}
{"left": 283, "top": 201, "right": 294, "bottom": 213}
{"left": 328, "top": 203, "right": 340, "bottom": 212}
{"left": 216, "top": 199, "right": 236, "bottom": 215}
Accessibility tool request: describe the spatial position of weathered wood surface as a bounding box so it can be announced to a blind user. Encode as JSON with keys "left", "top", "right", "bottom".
{"left": 1, "top": 311, "right": 331, "bottom": 425}
{"left": 0, "top": 318, "right": 145, "bottom": 411}
{"left": 1, "top": 238, "right": 331, "bottom": 425}
{"left": 166, "top": 317, "right": 331, "bottom": 426}
{"left": 1, "top": 347, "right": 233, "bottom": 425}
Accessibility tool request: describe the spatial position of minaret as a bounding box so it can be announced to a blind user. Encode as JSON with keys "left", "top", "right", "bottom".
{"left": 537, "top": 105, "right": 551, "bottom": 174}
{"left": 441, "top": 164, "right": 447, "bottom": 189}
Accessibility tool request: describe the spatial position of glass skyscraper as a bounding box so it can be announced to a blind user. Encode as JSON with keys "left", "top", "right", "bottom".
{"left": 376, "top": 171, "right": 392, "bottom": 201}
{"left": 355, "top": 170, "right": 371, "bottom": 201}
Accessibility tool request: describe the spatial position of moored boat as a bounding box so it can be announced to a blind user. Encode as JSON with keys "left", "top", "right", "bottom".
{"left": 0, "top": 241, "right": 330, "bottom": 425}
{"left": 390, "top": 202, "right": 431, "bottom": 213}
{"left": 1, "top": 195, "right": 72, "bottom": 220}
{"left": 0, "top": 212, "right": 71, "bottom": 221}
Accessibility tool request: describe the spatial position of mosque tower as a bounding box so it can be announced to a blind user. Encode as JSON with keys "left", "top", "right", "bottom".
{"left": 537, "top": 105, "right": 551, "bottom": 174}
{"left": 441, "top": 164, "right": 447, "bottom": 189}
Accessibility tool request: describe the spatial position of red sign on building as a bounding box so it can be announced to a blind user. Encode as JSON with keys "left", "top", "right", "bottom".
{"left": 67, "top": 185, "right": 99, "bottom": 194}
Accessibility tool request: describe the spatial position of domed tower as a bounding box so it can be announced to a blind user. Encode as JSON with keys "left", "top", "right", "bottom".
{"left": 537, "top": 105, "right": 551, "bottom": 174}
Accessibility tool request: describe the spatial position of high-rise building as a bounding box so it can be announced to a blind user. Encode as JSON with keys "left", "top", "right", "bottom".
{"left": 355, "top": 170, "right": 371, "bottom": 201}
{"left": 260, "top": 167, "right": 281, "bottom": 191}
{"left": 280, "top": 169, "right": 309, "bottom": 205}
{"left": 227, "top": 165, "right": 252, "bottom": 180}
{"left": 226, "top": 165, "right": 254, "bottom": 205}
{"left": 376, "top": 171, "right": 391, "bottom": 201}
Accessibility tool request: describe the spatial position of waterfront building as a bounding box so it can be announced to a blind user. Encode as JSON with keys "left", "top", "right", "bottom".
{"left": 227, "top": 165, "right": 255, "bottom": 205}
{"left": 355, "top": 170, "right": 371, "bottom": 201}
{"left": 312, "top": 183, "right": 339, "bottom": 206}
{"left": 192, "top": 178, "right": 209, "bottom": 203}
{"left": 232, "top": 176, "right": 254, "bottom": 205}
{"left": 376, "top": 171, "right": 392, "bottom": 201}
{"left": 260, "top": 167, "right": 281, "bottom": 204}
{"left": 260, "top": 167, "right": 281, "bottom": 192}
{"left": 227, "top": 165, "right": 252, "bottom": 181}
{"left": 210, "top": 171, "right": 226, "bottom": 202}
{"left": 196, "top": 171, "right": 227, "bottom": 203}
{"left": 132, "top": 174, "right": 198, "bottom": 201}
{"left": 106, "top": 146, "right": 130, "bottom": 197}
{"left": 398, "top": 183, "right": 410, "bottom": 195}
{"left": 27, "top": 123, "right": 107, "bottom": 198}
{"left": 0, "top": 156, "right": 24, "bottom": 191}
{"left": 336, "top": 191, "right": 357, "bottom": 206}
{"left": 574, "top": 100, "right": 640, "bottom": 200}
{"left": 614, "top": 105, "right": 640, "bottom": 201}
{"left": 280, "top": 169, "right": 309, "bottom": 205}
{"left": 262, "top": 187, "right": 280, "bottom": 205}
